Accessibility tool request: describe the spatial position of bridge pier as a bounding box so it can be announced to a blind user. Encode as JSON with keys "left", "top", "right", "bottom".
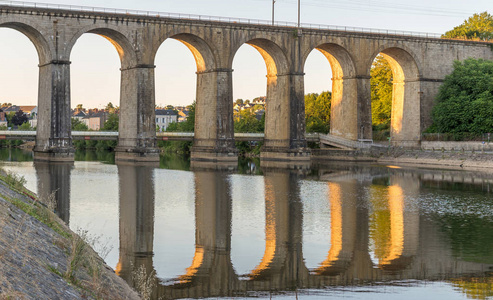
{"left": 191, "top": 69, "right": 237, "bottom": 164}
{"left": 115, "top": 65, "right": 160, "bottom": 162}
{"left": 34, "top": 61, "right": 74, "bottom": 162}
{"left": 260, "top": 73, "right": 310, "bottom": 162}
{"left": 329, "top": 75, "right": 372, "bottom": 142}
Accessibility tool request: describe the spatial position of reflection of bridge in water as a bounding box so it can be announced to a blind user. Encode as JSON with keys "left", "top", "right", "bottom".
{"left": 35, "top": 162, "right": 493, "bottom": 299}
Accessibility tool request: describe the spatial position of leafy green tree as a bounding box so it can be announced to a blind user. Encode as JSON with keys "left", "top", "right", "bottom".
{"left": 71, "top": 118, "right": 89, "bottom": 131}
{"left": 442, "top": 12, "right": 493, "bottom": 41}
{"left": 234, "top": 109, "right": 264, "bottom": 133}
{"left": 430, "top": 58, "right": 493, "bottom": 134}
{"left": 102, "top": 114, "right": 119, "bottom": 131}
{"left": 371, "top": 55, "right": 393, "bottom": 127}
{"left": 166, "top": 102, "right": 195, "bottom": 132}
{"left": 18, "top": 122, "right": 31, "bottom": 130}
{"left": 235, "top": 99, "right": 244, "bottom": 106}
{"left": 305, "top": 91, "right": 331, "bottom": 133}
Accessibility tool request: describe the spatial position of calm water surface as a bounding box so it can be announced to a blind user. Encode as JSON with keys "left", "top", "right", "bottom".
{"left": 2, "top": 148, "right": 493, "bottom": 299}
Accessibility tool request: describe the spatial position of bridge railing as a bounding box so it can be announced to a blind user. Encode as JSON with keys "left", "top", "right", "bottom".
{"left": 0, "top": 0, "right": 443, "bottom": 39}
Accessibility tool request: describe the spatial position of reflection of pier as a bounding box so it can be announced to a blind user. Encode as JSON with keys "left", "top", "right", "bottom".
{"left": 114, "top": 165, "right": 493, "bottom": 299}
{"left": 115, "top": 163, "right": 156, "bottom": 292}
{"left": 34, "top": 162, "right": 73, "bottom": 224}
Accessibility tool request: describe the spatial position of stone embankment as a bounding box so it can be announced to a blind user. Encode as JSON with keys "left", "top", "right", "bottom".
{"left": 313, "top": 147, "right": 493, "bottom": 170}
{"left": 0, "top": 171, "right": 140, "bottom": 299}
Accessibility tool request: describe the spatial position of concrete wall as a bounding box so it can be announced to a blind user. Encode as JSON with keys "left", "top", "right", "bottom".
{"left": 1, "top": 5, "right": 492, "bottom": 161}
{"left": 422, "top": 141, "right": 493, "bottom": 151}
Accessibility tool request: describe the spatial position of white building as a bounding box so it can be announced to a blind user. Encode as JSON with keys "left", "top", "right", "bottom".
{"left": 156, "top": 109, "right": 178, "bottom": 131}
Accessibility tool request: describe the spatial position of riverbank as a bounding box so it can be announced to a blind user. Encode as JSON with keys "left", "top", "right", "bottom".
{"left": 0, "top": 171, "right": 140, "bottom": 299}
{"left": 312, "top": 147, "right": 493, "bottom": 171}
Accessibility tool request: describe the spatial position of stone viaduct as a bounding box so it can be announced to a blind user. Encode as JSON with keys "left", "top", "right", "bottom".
{"left": 1, "top": 3, "right": 493, "bottom": 162}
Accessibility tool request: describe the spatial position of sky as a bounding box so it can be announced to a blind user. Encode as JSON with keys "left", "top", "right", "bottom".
{"left": 0, "top": 0, "right": 492, "bottom": 108}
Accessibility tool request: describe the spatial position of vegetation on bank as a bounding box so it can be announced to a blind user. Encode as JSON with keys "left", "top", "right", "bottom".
{"left": 427, "top": 59, "right": 493, "bottom": 136}
{"left": 0, "top": 170, "right": 140, "bottom": 299}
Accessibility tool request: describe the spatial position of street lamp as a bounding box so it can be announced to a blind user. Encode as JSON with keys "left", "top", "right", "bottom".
{"left": 298, "top": 0, "right": 300, "bottom": 28}
{"left": 272, "top": 0, "right": 276, "bottom": 25}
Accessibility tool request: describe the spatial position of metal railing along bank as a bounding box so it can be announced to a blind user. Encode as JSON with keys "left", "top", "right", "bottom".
{"left": 0, "top": 0, "right": 442, "bottom": 39}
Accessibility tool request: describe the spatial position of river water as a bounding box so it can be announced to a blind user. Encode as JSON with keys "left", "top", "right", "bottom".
{"left": 1, "top": 148, "right": 493, "bottom": 299}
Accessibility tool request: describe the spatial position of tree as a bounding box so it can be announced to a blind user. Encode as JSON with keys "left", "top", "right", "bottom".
{"left": 71, "top": 118, "right": 89, "bottom": 131}
{"left": 305, "top": 91, "right": 331, "bottom": 133}
{"left": 19, "top": 122, "right": 31, "bottom": 131}
{"left": 102, "top": 114, "right": 119, "bottom": 131}
{"left": 430, "top": 58, "right": 493, "bottom": 134}
{"left": 105, "top": 102, "right": 116, "bottom": 114}
{"left": 371, "top": 55, "right": 393, "bottom": 127}
{"left": 234, "top": 109, "right": 264, "bottom": 133}
{"left": 166, "top": 102, "right": 195, "bottom": 132}
{"left": 235, "top": 99, "right": 244, "bottom": 106}
{"left": 76, "top": 104, "right": 83, "bottom": 110}
{"left": 442, "top": 12, "right": 493, "bottom": 41}
{"left": 11, "top": 110, "right": 29, "bottom": 126}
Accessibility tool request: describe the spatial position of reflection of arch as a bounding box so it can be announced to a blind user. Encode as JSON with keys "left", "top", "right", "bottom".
{"left": 370, "top": 182, "right": 419, "bottom": 272}
{"left": 67, "top": 26, "right": 138, "bottom": 67}
{"left": 371, "top": 47, "right": 421, "bottom": 144}
{"left": 315, "top": 182, "right": 357, "bottom": 276}
{"left": 303, "top": 43, "right": 359, "bottom": 140}
{"left": 0, "top": 20, "right": 53, "bottom": 64}
{"left": 249, "top": 174, "right": 289, "bottom": 279}
{"left": 174, "top": 171, "right": 235, "bottom": 282}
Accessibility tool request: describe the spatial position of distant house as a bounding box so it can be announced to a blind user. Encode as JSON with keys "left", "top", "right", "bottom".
{"left": 177, "top": 110, "right": 189, "bottom": 123}
{"left": 233, "top": 104, "right": 243, "bottom": 111}
{"left": 72, "top": 110, "right": 87, "bottom": 121}
{"left": 19, "top": 106, "right": 37, "bottom": 117}
{"left": 253, "top": 96, "right": 266, "bottom": 105}
{"left": 83, "top": 111, "right": 108, "bottom": 130}
{"left": 2, "top": 105, "right": 38, "bottom": 128}
{"left": 0, "top": 110, "right": 7, "bottom": 128}
{"left": 156, "top": 109, "right": 178, "bottom": 131}
{"left": 3, "top": 105, "right": 20, "bottom": 114}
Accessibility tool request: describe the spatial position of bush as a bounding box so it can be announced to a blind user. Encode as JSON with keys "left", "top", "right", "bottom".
{"left": 430, "top": 58, "right": 493, "bottom": 134}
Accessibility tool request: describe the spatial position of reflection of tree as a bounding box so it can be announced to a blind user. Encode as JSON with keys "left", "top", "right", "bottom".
{"left": 436, "top": 214, "right": 493, "bottom": 264}
{"left": 369, "top": 185, "right": 392, "bottom": 262}
{"left": 451, "top": 276, "right": 493, "bottom": 300}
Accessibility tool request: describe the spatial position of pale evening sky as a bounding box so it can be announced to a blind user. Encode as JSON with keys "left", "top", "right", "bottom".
{"left": 0, "top": 0, "right": 491, "bottom": 108}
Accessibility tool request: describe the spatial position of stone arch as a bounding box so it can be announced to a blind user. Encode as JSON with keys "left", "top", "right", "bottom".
{"left": 231, "top": 38, "right": 291, "bottom": 149}
{"left": 0, "top": 20, "right": 53, "bottom": 64}
{"left": 153, "top": 33, "right": 217, "bottom": 72}
{"left": 67, "top": 26, "right": 138, "bottom": 68}
{"left": 370, "top": 46, "right": 422, "bottom": 145}
{"left": 153, "top": 32, "right": 224, "bottom": 151}
{"left": 302, "top": 43, "right": 359, "bottom": 139}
